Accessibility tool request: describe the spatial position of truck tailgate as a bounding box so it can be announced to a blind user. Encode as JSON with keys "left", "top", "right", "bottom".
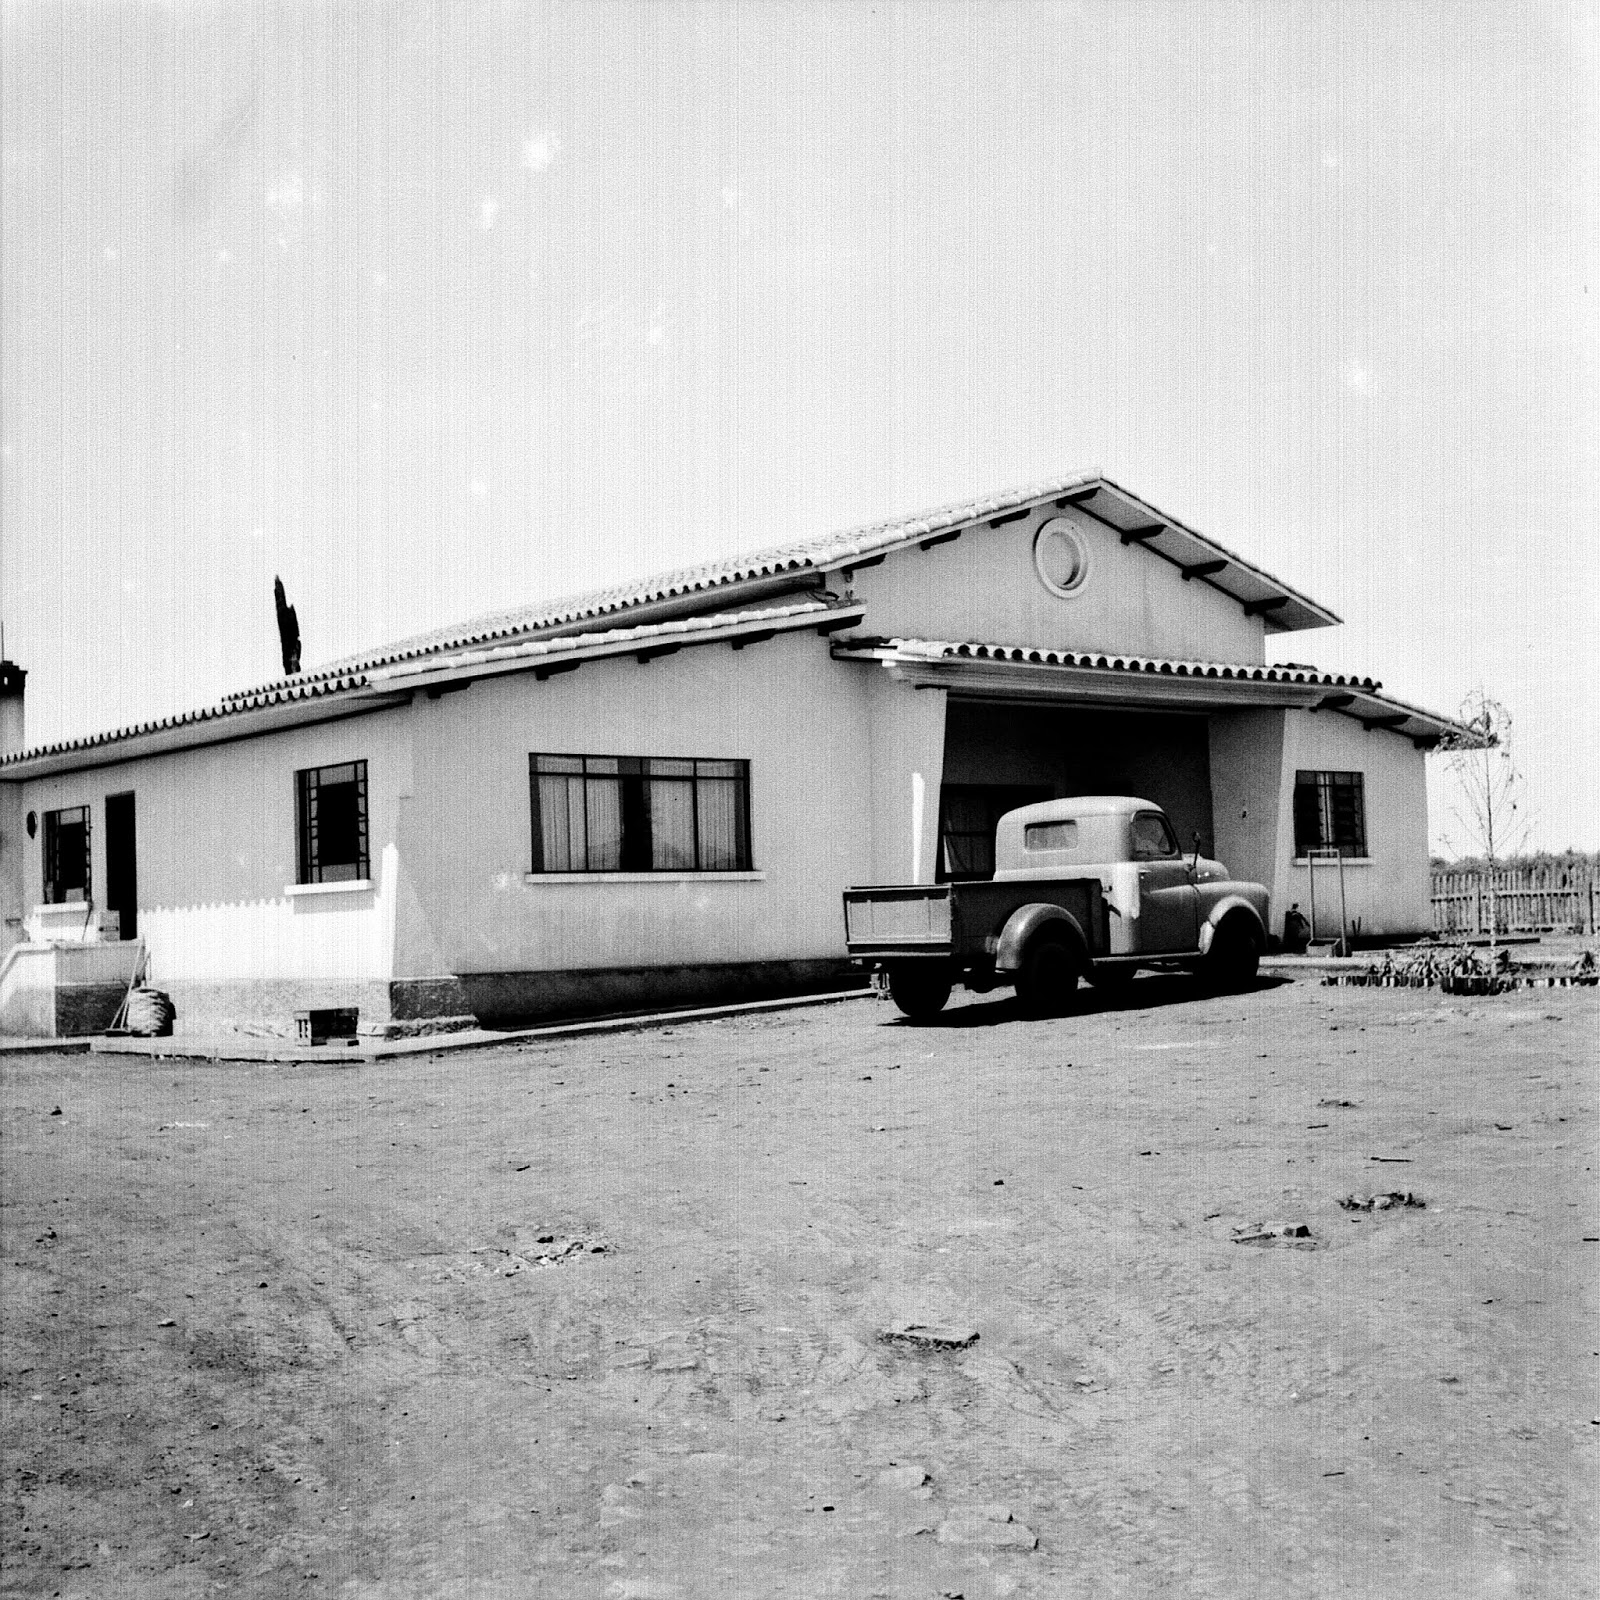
{"left": 842, "top": 885, "right": 953, "bottom": 954}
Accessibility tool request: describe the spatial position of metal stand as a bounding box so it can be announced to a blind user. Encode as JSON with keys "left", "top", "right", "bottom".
{"left": 1306, "top": 847, "right": 1350, "bottom": 955}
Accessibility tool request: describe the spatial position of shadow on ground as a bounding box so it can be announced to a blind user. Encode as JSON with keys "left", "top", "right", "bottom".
{"left": 887, "top": 973, "right": 1290, "bottom": 1027}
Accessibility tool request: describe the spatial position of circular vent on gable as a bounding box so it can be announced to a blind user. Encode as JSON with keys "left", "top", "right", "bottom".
{"left": 1033, "top": 518, "right": 1090, "bottom": 597}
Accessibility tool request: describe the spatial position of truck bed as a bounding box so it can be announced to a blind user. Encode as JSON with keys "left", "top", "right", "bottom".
{"left": 843, "top": 878, "right": 1108, "bottom": 964}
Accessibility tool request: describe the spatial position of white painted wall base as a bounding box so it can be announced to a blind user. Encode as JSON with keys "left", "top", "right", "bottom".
{"left": 0, "top": 940, "right": 144, "bottom": 1037}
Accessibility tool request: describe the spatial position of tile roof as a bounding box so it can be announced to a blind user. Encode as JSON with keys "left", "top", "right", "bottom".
{"left": 0, "top": 601, "right": 853, "bottom": 776}
{"left": 833, "top": 636, "right": 1479, "bottom": 742}
{"left": 362, "top": 598, "right": 858, "bottom": 685}
{"left": 0, "top": 671, "right": 376, "bottom": 771}
{"left": 848, "top": 637, "right": 1380, "bottom": 689}
{"left": 222, "top": 469, "right": 1335, "bottom": 704}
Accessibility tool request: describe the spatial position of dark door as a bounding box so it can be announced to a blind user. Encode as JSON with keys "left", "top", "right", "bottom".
{"left": 105, "top": 791, "right": 137, "bottom": 941}
{"left": 937, "top": 785, "right": 1053, "bottom": 881}
{"left": 1130, "top": 808, "right": 1198, "bottom": 952}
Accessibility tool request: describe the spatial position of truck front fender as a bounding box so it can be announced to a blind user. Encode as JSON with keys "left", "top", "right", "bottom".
{"left": 994, "top": 904, "right": 1089, "bottom": 975}
{"left": 1197, "top": 894, "right": 1268, "bottom": 956}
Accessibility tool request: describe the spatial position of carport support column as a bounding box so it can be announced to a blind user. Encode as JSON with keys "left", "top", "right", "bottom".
{"left": 1208, "top": 709, "right": 1288, "bottom": 930}
{"left": 0, "top": 662, "right": 24, "bottom": 954}
{"left": 865, "top": 671, "right": 947, "bottom": 884}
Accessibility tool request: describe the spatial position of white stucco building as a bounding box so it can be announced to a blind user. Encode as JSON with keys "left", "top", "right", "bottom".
{"left": 0, "top": 474, "right": 1470, "bottom": 1036}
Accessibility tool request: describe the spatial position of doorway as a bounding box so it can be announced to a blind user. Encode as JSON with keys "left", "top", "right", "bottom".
{"left": 105, "top": 791, "right": 137, "bottom": 941}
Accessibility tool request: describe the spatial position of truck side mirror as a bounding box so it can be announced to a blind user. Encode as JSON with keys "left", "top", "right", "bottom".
{"left": 1190, "top": 832, "right": 1202, "bottom": 878}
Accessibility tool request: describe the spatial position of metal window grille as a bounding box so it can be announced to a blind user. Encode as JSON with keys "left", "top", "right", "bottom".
{"left": 529, "top": 754, "right": 751, "bottom": 873}
{"left": 296, "top": 760, "right": 370, "bottom": 883}
{"left": 43, "top": 806, "right": 91, "bottom": 904}
{"left": 1293, "top": 770, "right": 1367, "bottom": 859}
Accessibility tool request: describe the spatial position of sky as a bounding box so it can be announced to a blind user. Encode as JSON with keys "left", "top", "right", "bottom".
{"left": 1, "top": 0, "right": 1595, "bottom": 853}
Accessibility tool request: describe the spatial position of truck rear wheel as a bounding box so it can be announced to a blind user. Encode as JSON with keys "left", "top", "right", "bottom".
{"left": 1015, "top": 938, "right": 1080, "bottom": 1017}
{"left": 886, "top": 964, "right": 951, "bottom": 1021}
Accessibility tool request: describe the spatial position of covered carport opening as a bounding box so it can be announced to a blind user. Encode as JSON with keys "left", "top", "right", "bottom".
{"left": 938, "top": 699, "right": 1214, "bottom": 880}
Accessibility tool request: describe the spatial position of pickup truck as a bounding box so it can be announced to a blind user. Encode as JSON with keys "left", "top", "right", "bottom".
{"left": 842, "top": 795, "right": 1269, "bottom": 1019}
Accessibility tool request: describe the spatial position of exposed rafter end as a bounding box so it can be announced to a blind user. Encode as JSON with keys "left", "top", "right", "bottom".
{"left": 813, "top": 615, "right": 856, "bottom": 635}
{"left": 635, "top": 644, "right": 682, "bottom": 664}
{"left": 918, "top": 529, "right": 962, "bottom": 550}
{"left": 840, "top": 554, "right": 887, "bottom": 579}
{"left": 1181, "top": 558, "right": 1228, "bottom": 582}
{"left": 729, "top": 630, "right": 777, "bottom": 651}
{"left": 1362, "top": 713, "right": 1410, "bottom": 732}
{"left": 1119, "top": 523, "right": 1164, "bottom": 544}
{"left": 1055, "top": 486, "right": 1101, "bottom": 507}
{"left": 988, "top": 509, "right": 1030, "bottom": 529}
{"left": 534, "top": 661, "right": 581, "bottom": 681}
{"left": 1313, "top": 693, "right": 1355, "bottom": 711}
{"left": 1242, "top": 595, "right": 1290, "bottom": 617}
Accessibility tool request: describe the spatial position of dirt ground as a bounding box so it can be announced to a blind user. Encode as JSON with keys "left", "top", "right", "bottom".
{"left": 2, "top": 972, "right": 1596, "bottom": 1599}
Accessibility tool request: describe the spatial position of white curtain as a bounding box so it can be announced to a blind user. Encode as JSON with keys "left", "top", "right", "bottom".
{"left": 695, "top": 775, "right": 742, "bottom": 870}
{"left": 583, "top": 777, "right": 622, "bottom": 871}
{"left": 649, "top": 779, "right": 696, "bottom": 869}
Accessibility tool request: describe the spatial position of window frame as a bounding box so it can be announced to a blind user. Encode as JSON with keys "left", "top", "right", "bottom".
{"left": 295, "top": 760, "right": 371, "bottom": 885}
{"left": 1292, "top": 769, "right": 1368, "bottom": 860}
{"left": 527, "top": 753, "right": 753, "bottom": 875}
{"left": 1130, "top": 810, "right": 1180, "bottom": 860}
{"left": 43, "top": 805, "right": 91, "bottom": 904}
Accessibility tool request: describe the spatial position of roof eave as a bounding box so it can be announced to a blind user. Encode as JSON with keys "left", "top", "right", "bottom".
{"left": 0, "top": 686, "right": 410, "bottom": 781}
{"left": 0, "top": 601, "right": 864, "bottom": 780}
{"left": 834, "top": 639, "right": 1469, "bottom": 746}
{"left": 367, "top": 600, "right": 865, "bottom": 695}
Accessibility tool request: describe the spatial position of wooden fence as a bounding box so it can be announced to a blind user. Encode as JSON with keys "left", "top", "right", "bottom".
{"left": 1431, "top": 865, "right": 1598, "bottom": 936}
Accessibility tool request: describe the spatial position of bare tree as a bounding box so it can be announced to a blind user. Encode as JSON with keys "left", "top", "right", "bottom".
{"left": 1443, "top": 690, "right": 1534, "bottom": 942}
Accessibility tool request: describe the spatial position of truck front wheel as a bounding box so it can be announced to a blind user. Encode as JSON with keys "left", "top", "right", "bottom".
{"left": 886, "top": 964, "right": 952, "bottom": 1021}
{"left": 1015, "top": 938, "right": 1080, "bottom": 1017}
{"left": 1202, "top": 917, "right": 1262, "bottom": 992}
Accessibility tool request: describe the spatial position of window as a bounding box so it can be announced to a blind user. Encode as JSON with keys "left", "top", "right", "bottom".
{"left": 296, "top": 761, "right": 370, "bottom": 883}
{"left": 1033, "top": 518, "right": 1091, "bottom": 597}
{"left": 1293, "top": 770, "right": 1367, "bottom": 858}
{"left": 44, "top": 806, "right": 90, "bottom": 903}
{"left": 1130, "top": 811, "right": 1179, "bottom": 860}
{"left": 529, "top": 755, "right": 751, "bottom": 873}
{"left": 1025, "top": 819, "right": 1078, "bottom": 852}
{"left": 937, "top": 785, "right": 1051, "bottom": 881}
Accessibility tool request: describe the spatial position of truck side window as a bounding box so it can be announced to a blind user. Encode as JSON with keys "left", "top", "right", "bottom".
{"left": 1024, "top": 820, "right": 1077, "bottom": 852}
{"left": 1131, "top": 812, "right": 1178, "bottom": 859}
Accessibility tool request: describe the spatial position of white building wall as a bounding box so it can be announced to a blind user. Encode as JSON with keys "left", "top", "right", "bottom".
{"left": 14, "top": 710, "right": 410, "bottom": 997}
{"left": 1274, "top": 711, "right": 1432, "bottom": 938}
{"left": 405, "top": 628, "right": 878, "bottom": 980}
{"left": 1208, "top": 709, "right": 1289, "bottom": 921}
{"left": 852, "top": 506, "right": 1270, "bottom": 664}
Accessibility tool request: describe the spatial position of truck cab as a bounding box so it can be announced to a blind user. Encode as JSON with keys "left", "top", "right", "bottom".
{"left": 843, "top": 795, "right": 1269, "bottom": 1019}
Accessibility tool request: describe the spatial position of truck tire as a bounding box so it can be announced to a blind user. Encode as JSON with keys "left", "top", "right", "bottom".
{"left": 1202, "top": 917, "right": 1261, "bottom": 992}
{"left": 886, "top": 964, "right": 951, "bottom": 1021}
{"left": 1015, "top": 937, "right": 1079, "bottom": 1017}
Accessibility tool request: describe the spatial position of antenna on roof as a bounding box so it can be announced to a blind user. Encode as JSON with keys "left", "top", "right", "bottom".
{"left": 273, "top": 577, "right": 302, "bottom": 675}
